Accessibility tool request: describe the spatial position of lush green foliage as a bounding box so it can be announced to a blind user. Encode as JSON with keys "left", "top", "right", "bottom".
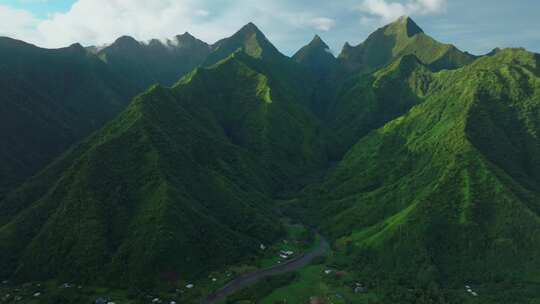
{"left": 0, "top": 33, "right": 210, "bottom": 200}
{"left": 338, "top": 16, "right": 476, "bottom": 73}
{"left": 305, "top": 49, "right": 540, "bottom": 301}
{"left": 0, "top": 38, "right": 139, "bottom": 199}
{"left": 293, "top": 35, "right": 337, "bottom": 76}
{"left": 0, "top": 40, "right": 326, "bottom": 288}
{"left": 2, "top": 16, "right": 540, "bottom": 303}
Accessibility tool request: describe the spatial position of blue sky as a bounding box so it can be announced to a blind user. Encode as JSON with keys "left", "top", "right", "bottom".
{"left": 0, "top": 0, "right": 538, "bottom": 55}
{"left": 4, "top": 0, "right": 72, "bottom": 18}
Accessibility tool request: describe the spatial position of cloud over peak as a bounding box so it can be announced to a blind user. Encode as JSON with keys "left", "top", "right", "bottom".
{"left": 359, "top": 0, "right": 447, "bottom": 23}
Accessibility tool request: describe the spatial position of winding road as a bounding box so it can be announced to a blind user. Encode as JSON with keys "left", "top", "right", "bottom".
{"left": 201, "top": 237, "right": 329, "bottom": 304}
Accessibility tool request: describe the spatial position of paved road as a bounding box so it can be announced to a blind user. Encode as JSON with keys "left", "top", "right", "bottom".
{"left": 201, "top": 237, "right": 329, "bottom": 304}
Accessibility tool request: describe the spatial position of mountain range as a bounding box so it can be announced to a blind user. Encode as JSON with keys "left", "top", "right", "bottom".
{"left": 1, "top": 16, "right": 539, "bottom": 303}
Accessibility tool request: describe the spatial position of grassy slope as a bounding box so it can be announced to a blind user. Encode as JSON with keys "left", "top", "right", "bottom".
{"left": 0, "top": 50, "right": 326, "bottom": 288}
{"left": 307, "top": 49, "right": 540, "bottom": 293}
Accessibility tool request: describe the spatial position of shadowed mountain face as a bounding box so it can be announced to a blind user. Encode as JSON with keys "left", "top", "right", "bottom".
{"left": 2, "top": 16, "right": 540, "bottom": 301}
{"left": 0, "top": 38, "right": 138, "bottom": 199}
{"left": 0, "top": 32, "right": 212, "bottom": 200}
{"left": 293, "top": 35, "right": 337, "bottom": 75}
{"left": 97, "top": 32, "right": 211, "bottom": 88}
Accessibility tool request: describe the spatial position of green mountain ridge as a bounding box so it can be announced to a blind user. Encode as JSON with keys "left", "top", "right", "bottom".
{"left": 0, "top": 31, "right": 214, "bottom": 200}
{"left": 306, "top": 48, "right": 540, "bottom": 289}
{"left": 0, "top": 37, "right": 139, "bottom": 199}
{"left": 204, "top": 22, "right": 284, "bottom": 66}
{"left": 97, "top": 32, "right": 211, "bottom": 88}
{"left": 0, "top": 47, "right": 326, "bottom": 287}
{"left": 339, "top": 16, "right": 476, "bottom": 73}
{"left": 2, "top": 16, "right": 540, "bottom": 303}
{"left": 293, "top": 35, "right": 337, "bottom": 75}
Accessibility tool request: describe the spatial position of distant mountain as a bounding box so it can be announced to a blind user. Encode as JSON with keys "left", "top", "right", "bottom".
{"left": 204, "top": 22, "right": 284, "bottom": 66}
{"left": 338, "top": 16, "right": 476, "bottom": 73}
{"left": 0, "top": 32, "right": 212, "bottom": 200}
{"left": 307, "top": 48, "right": 540, "bottom": 289}
{"left": 205, "top": 22, "right": 318, "bottom": 112}
{"left": 0, "top": 37, "right": 138, "bottom": 199}
{"left": 97, "top": 32, "right": 211, "bottom": 88}
{"left": 293, "top": 35, "right": 337, "bottom": 75}
{"left": 0, "top": 47, "right": 326, "bottom": 287}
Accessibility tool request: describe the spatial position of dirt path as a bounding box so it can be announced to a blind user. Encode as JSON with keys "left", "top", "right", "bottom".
{"left": 201, "top": 236, "right": 329, "bottom": 304}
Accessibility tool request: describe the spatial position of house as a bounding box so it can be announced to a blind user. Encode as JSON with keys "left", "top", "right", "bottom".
{"left": 260, "top": 244, "right": 266, "bottom": 250}
{"left": 95, "top": 297, "right": 108, "bottom": 304}
{"left": 354, "top": 282, "right": 366, "bottom": 293}
{"left": 186, "top": 284, "right": 194, "bottom": 289}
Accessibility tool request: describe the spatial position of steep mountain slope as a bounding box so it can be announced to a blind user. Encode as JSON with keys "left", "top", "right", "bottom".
{"left": 0, "top": 32, "right": 212, "bottom": 200}
{"left": 0, "top": 38, "right": 138, "bottom": 199}
{"left": 327, "top": 54, "right": 433, "bottom": 157}
{"left": 0, "top": 49, "right": 326, "bottom": 287}
{"left": 205, "top": 23, "right": 318, "bottom": 114}
{"left": 97, "top": 32, "right": 211, "bottom": 88}
{"left": 293, "top": 35, "right": 337, "bottom": 75}
{"left": 338, "top": 16, "right": 476, "bottom": 73}
{"left": 308, "top": 49, "right": 540, "bottom": 289}
{"left": 205, "top": 23, "right": 283, "bottom": 66}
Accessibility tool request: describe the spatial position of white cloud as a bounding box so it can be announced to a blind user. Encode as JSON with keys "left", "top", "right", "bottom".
{"left": 359, "top": 0, "right": 447, "bottom": 23}
{"left": 308, "top": 17, "right": 336, "bottom": 31}
{"left": 0, "top": 0, "right": 220, "bottom": 48}
{"left": 0, "top": 0, "right": 336, "bottom": 49}
{"left": 0, "top": 5, "right": 40, "bottom": 41}
{"left": 35, "top": 0, "right": 213, "bottom": 47}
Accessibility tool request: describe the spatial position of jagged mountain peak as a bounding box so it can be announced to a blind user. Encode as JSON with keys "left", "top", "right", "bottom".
{"left": 293, "top": 34, "right": 336, "bottom": 74}
{"left": 338, "top": 16, "right": 474, "bottom": 72}
{"left": 205, "top": 22, "right": 282, "bottom": 65}
{"left": 239, "top": 22, "right": 261, "bottom": 33}
{"left": 391, "top": 15, "right": 424, "bottom": 37}
{"left": 308, "top": 34, "right": 330, "bottom": 50}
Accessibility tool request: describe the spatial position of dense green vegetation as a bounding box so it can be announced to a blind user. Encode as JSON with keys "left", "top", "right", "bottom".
{"left": 338, "top": 16, "right": 476, "bottom": 73}
{"left": 2, "top": 15, "right": 540, "bottom": 303}
{"left": 0, "top": 32, "right": 211, "bottom": 200}
{"left": 303, "top": 48, "right": 540, "bottom": 302}
{"left": 0, "top": 31, "right": 326, "bottom": 288}
{"left": 0, "top": 38, "right": 138, "bottom": 199}
{"left": 293, "top": 35, "right": 337, "bottom": 76}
